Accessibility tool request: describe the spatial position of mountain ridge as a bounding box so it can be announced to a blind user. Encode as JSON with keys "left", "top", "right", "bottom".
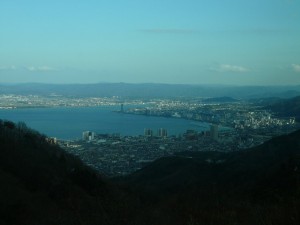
{"left": 1, "top": 83, "right": 300, "bottom": 99}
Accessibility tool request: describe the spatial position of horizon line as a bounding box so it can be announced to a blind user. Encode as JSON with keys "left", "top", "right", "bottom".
{"left": 1, "top": 82, "right": 300, "bottom": 87}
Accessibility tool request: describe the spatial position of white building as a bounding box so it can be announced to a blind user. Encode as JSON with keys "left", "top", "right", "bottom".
{"left": 82, "top": 131, "right": 95, "bottom": 141}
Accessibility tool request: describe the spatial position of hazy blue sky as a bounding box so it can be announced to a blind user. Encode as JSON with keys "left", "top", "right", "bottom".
{"left": 1, "top": 0, "right": 300, "bottom": 85}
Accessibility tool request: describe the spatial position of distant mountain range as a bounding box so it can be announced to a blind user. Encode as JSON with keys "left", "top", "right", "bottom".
{"left": 1, "top": 83, "right": 300, "bottom": 99}
{"left": 1, "top": 120, "right": 300, "bottom": 225}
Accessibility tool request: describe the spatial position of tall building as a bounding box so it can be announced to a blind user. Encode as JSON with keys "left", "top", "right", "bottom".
{"left": 82, "top": 131, "right": 95, "bottom": 141}
{"left": 158, "top": 128, "right": 168, "bottom": 138}
{"left": 210, "top": 124, "right": 218, "bottom": 141}
{"left": 144, "top": 128, "right": 153, "bottom": 137}
{"left": 120, "top": 103, "right": 124, "bottom": 113}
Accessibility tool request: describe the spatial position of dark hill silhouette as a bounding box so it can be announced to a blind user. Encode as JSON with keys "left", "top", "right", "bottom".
{"left": 1, "top": 119, "right": 300, "bottom": 225}
{"left": 118, "top": 130, "right": 300, "bottom": 225}
{"left": 0, "top": 120, "right": 134, "bottom": 225}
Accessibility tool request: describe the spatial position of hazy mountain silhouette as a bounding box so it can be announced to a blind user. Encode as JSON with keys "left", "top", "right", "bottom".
{"left": 1, "top": 83, "right": 300, "bottom": 99}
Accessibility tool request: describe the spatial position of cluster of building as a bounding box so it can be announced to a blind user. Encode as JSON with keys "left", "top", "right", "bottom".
{"left": 59, "top": 101, "right": 299, "bottom": 176}
{"left": 60, "top": 124, "right": 237, "bottom": 176}
{"left": 232, "top": 111, "right": 295, "bottom": 129}
{"left": 4, "top": 94, "right": 298, "bottom": 176}
{"left": 125, "top": 101, "right": 296, "bottom": 130}
{"left": 144, "top": 128, "right": 168, "bottom": 138}
{"left": 0, "top": 94, "right": 141, "bottom": 108}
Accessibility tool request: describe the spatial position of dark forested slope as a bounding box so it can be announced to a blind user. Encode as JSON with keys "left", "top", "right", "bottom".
{"left": 0, "top": 120, "right": 133, "bottom": 225}
{"left": 1, "top": 120, "right": 300, "bottom": 225}
{"left": 119, "top": 130, "right": 300, "bottom": 225}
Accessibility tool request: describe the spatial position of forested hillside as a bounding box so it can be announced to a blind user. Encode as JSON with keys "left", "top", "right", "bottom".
{"left": 0, "top": 120, "right": 133, "bottom": 225}
{"left": 1, "top": 120, "right": 300, "bottom": 225}
{"left": 119, "top": 130, "right": 300, "bottom": 225}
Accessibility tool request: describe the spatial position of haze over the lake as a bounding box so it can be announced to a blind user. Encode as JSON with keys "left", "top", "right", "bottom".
{"left": 1, "top": 0, "right": 300, "bottom": 85}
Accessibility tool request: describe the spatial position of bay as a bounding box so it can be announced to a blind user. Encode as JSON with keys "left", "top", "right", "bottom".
{"left": 0, "top": 106, "right": 210, "bottom": 140}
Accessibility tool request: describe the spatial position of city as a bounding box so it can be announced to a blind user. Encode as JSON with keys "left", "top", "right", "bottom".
{"left": 1, "top": 94, "right": 298, "bottom": 176}
{"left": 43, "top": 96, "right": 297, "bottom": 176}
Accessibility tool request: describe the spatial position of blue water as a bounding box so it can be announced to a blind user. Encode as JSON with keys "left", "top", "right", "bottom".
{"left": 0, "top": 106, "right": 210, "bottom": 140}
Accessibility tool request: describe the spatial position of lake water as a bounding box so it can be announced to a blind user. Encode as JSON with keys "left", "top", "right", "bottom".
{"left": 0, "top": 106, "right": 210, "bottom": 140}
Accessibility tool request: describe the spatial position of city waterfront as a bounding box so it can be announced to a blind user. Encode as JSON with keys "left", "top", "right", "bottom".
{"left": 0, "top": 106, "right": 210, "bottom": 140}
{"left": 1, "top": 97, "right": 299, "bottom": 176}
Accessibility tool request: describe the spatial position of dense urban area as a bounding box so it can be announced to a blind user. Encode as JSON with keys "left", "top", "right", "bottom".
{"left": 1, "top": 94, "right": 299, "bottom": 176}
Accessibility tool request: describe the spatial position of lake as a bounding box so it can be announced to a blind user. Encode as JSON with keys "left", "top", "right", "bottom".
{"left": 0, "top": 106, "right": 210, "bottom": 140}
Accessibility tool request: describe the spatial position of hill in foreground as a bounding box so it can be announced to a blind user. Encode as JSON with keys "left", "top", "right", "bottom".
{"left": 118, "top": 130, "right": 300, "bottom": 225}
{"left": 1, "top": 119, "right": 300, "bottom": 225}
{"left": 0, "top": 120, "right": 134, "bottom": 225}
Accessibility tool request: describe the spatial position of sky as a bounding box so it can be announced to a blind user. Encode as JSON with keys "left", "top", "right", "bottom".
{"left": 0, "top": 0, "right": 300, "bottom": 85}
